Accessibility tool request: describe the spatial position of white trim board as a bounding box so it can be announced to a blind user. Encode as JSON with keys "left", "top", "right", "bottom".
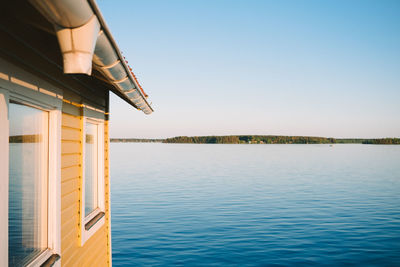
{"left": 80, "top": 112, "right": 106, "bottom": 246}
{"left": 0, "top": 88, "right": 9, "bottom": 266}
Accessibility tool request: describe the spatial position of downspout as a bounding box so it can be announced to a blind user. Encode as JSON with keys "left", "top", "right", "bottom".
{"left": 30, "top": 0, "right": 100, "bottom": 75}
{"left": 55, "top": 16, "right": 100, "bottom": 74}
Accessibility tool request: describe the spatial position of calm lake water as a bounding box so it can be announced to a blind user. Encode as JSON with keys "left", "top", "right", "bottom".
{"left": 110, "top": 143, "right": 400, "bottom": 266}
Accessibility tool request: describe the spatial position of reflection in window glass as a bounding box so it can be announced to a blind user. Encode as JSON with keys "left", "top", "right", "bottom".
{"left": 85, "top": 122, "right": 98, "bottom": 217}
{"left": 9, "top": 102, "right": 49, "bottom": 266}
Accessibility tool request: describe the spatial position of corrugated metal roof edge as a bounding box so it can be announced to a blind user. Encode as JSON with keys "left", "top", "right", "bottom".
{"left": 87, "top": 0, "right": 154, "bottom": 114}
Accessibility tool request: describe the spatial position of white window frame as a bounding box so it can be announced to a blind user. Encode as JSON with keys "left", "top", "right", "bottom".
{"left": 80, "top": 109, "right": 105, "bottom": 246}
{"left": 0, "top": 83, "right": 61, "bottom": 267}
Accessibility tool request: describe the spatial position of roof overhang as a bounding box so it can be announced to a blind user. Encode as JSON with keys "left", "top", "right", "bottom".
{"left": 30, "top": 0, "right": 153, "bottom": 114}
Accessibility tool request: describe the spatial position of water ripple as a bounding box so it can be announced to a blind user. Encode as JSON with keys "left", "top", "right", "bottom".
{"left": 111, "top": 144, "right": 400, "bottom": 266}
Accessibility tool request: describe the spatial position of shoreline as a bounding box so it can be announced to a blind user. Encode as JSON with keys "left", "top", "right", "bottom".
{"left": 111, "top": 136, "right": 400, "bottom": 145}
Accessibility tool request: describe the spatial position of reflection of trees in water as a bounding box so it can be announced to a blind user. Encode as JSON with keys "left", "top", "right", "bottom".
{"left": 9, "top": 135, "right": 42, "bottom": 143}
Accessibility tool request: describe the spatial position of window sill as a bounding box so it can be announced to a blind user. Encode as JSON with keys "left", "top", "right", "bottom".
{"left": 85, "top": 211, "right": 105, "bottom": 230}
{"left": 81, "top": 210, "right": 105, "bottom": 246}
{"left": 40, "top": 254, "right": 60, "bottom": 267}
{"left": 26, "top": 249, "right": 60, "bottom": 267}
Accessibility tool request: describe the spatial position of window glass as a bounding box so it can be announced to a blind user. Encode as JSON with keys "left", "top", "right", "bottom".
{"left": 9, "top": 102, "right": 49, "bottom": 266}
{"left": 85, "top": 121, "right": 98, "bottom": 217}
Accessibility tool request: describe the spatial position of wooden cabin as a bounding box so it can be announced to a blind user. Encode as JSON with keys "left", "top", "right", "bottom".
{"left": 0, "top": 1, "right": 153, "bottom": 266}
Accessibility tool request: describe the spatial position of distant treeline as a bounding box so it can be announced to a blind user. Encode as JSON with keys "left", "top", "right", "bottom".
{"left": 361, "top": 138, "right": 400, "bottom": 145}
{"left": 110, "top": 136, "right": 400, "bottom": 145}
{"left": 162, "top": 135, "right": 400, "bottom": 145}
{"left": 111, "top": 138, "right": 163, "bottom": 143}
{"left": 164, "top": 135, "right": 336, "bottom": 144}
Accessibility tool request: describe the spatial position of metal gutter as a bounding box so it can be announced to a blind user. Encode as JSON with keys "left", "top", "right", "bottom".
{"left": 87, "top": 0, "right": 153, "bottom": 114}
{"left": 29, "top": 0, "right": 153, "bottom": 115}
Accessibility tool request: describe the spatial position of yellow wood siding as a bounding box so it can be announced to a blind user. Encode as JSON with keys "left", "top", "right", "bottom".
{"left": 61, "top": 103, "right": 110, "bottom": 267}
{"left": 0, "top": 42, "right": 112, "bottom": 266}
{"left": 104, "top": 120, "right": 112, "bottom": 265}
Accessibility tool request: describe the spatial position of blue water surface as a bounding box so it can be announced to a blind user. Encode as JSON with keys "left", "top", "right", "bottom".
{"left": 110, "top": 144, "right": 400, "bottom": 266}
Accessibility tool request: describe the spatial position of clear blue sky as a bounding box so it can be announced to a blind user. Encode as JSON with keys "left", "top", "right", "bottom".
{"left": 97, "top": 0, "right": 400, "bottom": 139}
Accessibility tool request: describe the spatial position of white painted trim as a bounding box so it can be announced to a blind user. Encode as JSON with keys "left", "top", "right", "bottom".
{"left": 25, "top": 249, "right": 54, "bottom": 267}
{"left": 97, "top": 122, "right": 105, "bottom": 211}
{"left": 85, "top": 216, "right": 105, "bottom": 236}
{"left": 48, "top": 109, "right": 62, "bottom": 259}
{"left": 80, "top": 113, "right": 105, "bottom": 246}
{"left": 0, "top": 88, "right": 9, "bottom": 267}
{"left": 84, "top": 207, "right": 103, "bottom": 226}
{"left": 105, "top": 128, "right": 112, "bottom": 267}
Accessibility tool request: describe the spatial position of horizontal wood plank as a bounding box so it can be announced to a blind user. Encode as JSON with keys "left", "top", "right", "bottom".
{"left": 61, "top": 190, "right": 79, "bottom": 211}
{"left": 62, "top": 127, "right": 81, "bottom": 141}
{"left": 61, "top": 165, "right": 80, "bottom": 182}
{"left": 62, "top": 113, "right": 81, "bottom": 129}
{"left": 61, "top": 154, "right": 80, "bottom": 169}
{"left": 79, "top": 228, "right": 107, "bottom": 265}
{"left": 61, "top": 212, "right": 77, "bottom": 234}
{"left": 61, "top": 141, "right": 80, "bottom": 154}
{"left": 61, "top": 205, "right": 77, "bottom": 225}
{"left": 91, "top": 252, "right": 108, "bottom": 267}
{"left": 61, "top": 226, "right": 77, "bottom": 247}
{"left": 83, "top": 240, "right": 107, "bottom": 267}
{"left": 61, "top": 233, "right": 79, "bottom": 265}
{"left": 61, "top": 178, "right": 79, "bottom": 197}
